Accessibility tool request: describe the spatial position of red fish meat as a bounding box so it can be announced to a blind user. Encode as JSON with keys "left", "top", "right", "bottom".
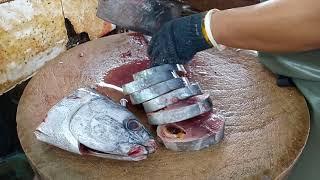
{"left": 157, "top": 112, "right": 224, "bottom": 151}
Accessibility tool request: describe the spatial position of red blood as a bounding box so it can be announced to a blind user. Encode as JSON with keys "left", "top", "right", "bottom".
{"left": 120, "top": 50, "right": 132, "bottom": 58}
{"left": 166, "top": 96, "right": 199, "bottom": 109}
{"left": 128, "top": 32, "right": 148, "bottom": 46}
{"left": 161, "top": 94, "right": 208, "bottom": 111}
{"left": 183, "top": 66, "right": 193, "bottom": 79}
{"left": 169, "top": 97, "right": 180, "bottom": 104}
{"left": 185, "top": 72, "right": 193, "bottom": 79}
{"left": 103, "top": 59, "right": 150, "bottom": 86}
{"left": 79, "top": 144, "right": 90, "bottom": 154}
{"left": 128, "top": 146, "right": 144, "bottom": 157}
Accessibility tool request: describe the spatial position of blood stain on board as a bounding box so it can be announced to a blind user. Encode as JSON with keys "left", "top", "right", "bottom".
{"left": 96, "top": 58, "right": 155, "bottom": 131}
{"left": 103, "top": 59, "right": 150, "bottom": 87}
{"left": 120, "top": 51, "right": 132, "bottom": 58}
{"left": 128, "top": 32, "right": 148, "bottom": 46}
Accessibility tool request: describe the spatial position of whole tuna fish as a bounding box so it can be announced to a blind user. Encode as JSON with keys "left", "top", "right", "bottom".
{"left": 34, "top": 88, "right": 156, "bottom": 161}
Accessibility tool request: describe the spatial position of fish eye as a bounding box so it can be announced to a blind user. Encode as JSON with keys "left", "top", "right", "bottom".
{"left": 125, "top": 119, "right": 142, "bottom": 131}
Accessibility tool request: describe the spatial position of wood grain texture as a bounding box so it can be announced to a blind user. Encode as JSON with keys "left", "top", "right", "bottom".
{"left": 16, "top": 33, "right": 309, "bottom": 180}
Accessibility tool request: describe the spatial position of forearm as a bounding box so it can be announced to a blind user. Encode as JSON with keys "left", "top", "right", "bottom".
{"left": 211, "top": 0, "right": 320, "bottom": 52}
{"left": 184, "top": 0, "right": 259, "bottom": 11}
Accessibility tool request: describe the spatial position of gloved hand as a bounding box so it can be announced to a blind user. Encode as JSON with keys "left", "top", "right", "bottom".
{"left": 147, "top": 12, "right": 213, "bottom": 66}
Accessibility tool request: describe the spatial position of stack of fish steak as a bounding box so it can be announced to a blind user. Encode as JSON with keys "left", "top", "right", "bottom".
{"left": 123, "top": 64, "right": 212, "bottom": 125}
{"left": 130, "top": 77, "right": 190, "bottom": 105}
{"left": 123, "top": 70, "right": 180, "bottom": 95}
{"left": 122, "top": 64, "right": 225, "bottom": 151}
{"left": 122, "top": 64, "right": 189, "bottom": 105}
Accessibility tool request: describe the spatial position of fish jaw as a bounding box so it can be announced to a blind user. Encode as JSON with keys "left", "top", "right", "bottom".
{"left": 126, "top": 140, "right": 157, "bottom": 160}
{"left": 79, "top": 144, "right": 148, "bottom": 161}
{"left": 87, "top": 151, "right": 148, "bottom": 161}
{"left": 127, "top": 145, "right": 148, "bottom": 157}
{"left": 79, "top": 141, "right": 157, "bottom": 161}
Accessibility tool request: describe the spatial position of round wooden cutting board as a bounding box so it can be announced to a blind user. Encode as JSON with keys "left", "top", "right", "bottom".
{"left": 16, "top": 33, "right": 309, "bottom": 180}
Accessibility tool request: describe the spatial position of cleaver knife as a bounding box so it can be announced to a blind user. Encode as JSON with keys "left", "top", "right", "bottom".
{"left": 96, "top": 0, "right": 197, "bottom": 35}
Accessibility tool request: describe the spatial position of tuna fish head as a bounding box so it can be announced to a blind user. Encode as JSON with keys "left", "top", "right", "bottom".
{"left": 35, "top": 88, "right": 156, "bottom": 161}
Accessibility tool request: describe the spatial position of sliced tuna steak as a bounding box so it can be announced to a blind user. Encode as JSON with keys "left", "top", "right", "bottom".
{"left": 157, "top": 112, "right": 224, "bottom": 151}
{"left": 130, "top": 77, "right": 189, "bottom": 104}
{"left": 142, "top": 84, "right": 203, "bottom": 113}
{"left": 133, "top": 64, "right": 186, "bottom": 80}
{"left": 147, "top": 94, "right": 213, "bottom": 125}
{"left": 122, "top": 70, "right": 179, "bottom": 95}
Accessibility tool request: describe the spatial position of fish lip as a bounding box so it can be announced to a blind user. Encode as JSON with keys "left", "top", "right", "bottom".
{"left": 127, "top": 140, "right": 157, "bottom": 158}
{"left": 127, "top": 145, "right": 147, "bottom": 157}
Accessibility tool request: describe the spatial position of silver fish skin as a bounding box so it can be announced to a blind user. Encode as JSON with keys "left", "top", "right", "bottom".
{"left": 147, "top": 94, "right": 213, "bottom": 125}
{"left": 129, "top": 77, "right": 190, "bottom": 104}
{"left": 133, "top": 64, "right": 186, "bottom": 80}
{"left": 122, "top": 70, "right": 179, "bottom": 95}
{"left": 34, "top": 88, "right": 156, "bottom": 161}
{"left": 142, "top": 84, "right": 203, "bottom": 113}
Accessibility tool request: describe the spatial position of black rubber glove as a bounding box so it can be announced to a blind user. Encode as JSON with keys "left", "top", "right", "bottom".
{"left": 147, "top": 12, "right": 213, "bottom": 66}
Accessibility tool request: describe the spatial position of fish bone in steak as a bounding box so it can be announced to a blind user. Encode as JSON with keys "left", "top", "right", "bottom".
{"left": 157, "top": 112, "right": 225, "bottom": 151}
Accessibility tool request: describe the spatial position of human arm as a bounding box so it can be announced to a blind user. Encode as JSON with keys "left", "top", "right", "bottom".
{"left": 212, "top": 0, "right": 320, "bottom": 52}
{"left": 148, "top": 0, "right": 320, "bottom": 66}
